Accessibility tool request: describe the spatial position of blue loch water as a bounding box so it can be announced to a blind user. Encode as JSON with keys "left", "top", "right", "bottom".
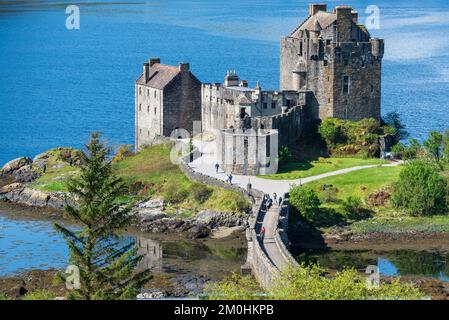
{"left": 1, "top": 0, "right": 449, "bottom": 166}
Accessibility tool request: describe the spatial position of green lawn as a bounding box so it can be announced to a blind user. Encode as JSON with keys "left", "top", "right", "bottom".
{"left": 306, "top": 165, "right": 402, "bottom": 203}
{"left": 260, "top": 157, "right": 388, "bottom": 180}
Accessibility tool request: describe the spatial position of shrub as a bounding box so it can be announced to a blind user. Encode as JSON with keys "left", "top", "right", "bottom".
{"left": 391, "top": 143, "right": 407, "bottom": 159}
{"left": 203, "top": 273, "right": 263, "bottom": 300}
{"left": 290, "top": 186, "right": 321, "bottom": 221}
{"left": 191, "top": 183, "right": 213, "bottom": 203}
{"left": 341, "top": 196, "right": 371, "bottom": 220}
{"left": 162, "top": 179, "right": 189, "bottom": 204}
{"left": 318, "top": 118, "right": 344, "bottom": 149}
{"left": 206, "top": 264, "right": 424, "bottom": 300}
{"left": 204, "top": 190, "right": 251, "bottom": 215}
{"left": 23, "top": 289, "right": 56, "bottom": 300}
{"left": 112, "top": 144, "right": 134, "bottom": 163}
{"left": 392, "top": 160, "right": 448, "bottom": 216}
{"left": 278, "top": 146, "right": 293, "bottom": 167}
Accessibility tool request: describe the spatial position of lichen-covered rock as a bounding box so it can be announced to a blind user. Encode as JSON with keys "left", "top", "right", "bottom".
{"left": 0, "top": 183, "right": 70, "bottom": 210}
{"left": 0, "top": 157, "right": 32, "bottom": 176}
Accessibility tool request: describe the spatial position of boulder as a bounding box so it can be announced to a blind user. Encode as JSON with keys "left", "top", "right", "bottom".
{"left": 0, "top": 157, "right": 32, "bottom": 176}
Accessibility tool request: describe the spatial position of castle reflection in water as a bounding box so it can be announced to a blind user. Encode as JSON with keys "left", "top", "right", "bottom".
{"left": 136, "top": 237, "right": 163, "bottom": 271}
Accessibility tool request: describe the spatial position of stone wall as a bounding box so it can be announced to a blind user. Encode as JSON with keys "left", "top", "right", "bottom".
{"left": 252, "top": 105, "right": 304, "bottom": 147}
{"left": 163, "top": 71, "right": 202, "bottom": 137}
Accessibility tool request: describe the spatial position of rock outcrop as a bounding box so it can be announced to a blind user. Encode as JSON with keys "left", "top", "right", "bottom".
{"left": 0, "top": 157, "right": 40, "bottom": 183}
{"left": 134, "top": 199, "right": 248, "bottom": 239}
{"left": 0, "top": 183, "right": 70, "bottom": 210}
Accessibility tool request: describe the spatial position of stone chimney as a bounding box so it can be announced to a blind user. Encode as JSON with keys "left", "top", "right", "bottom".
{"left": 149, "top": 57, "right": 160, "bottom": 67}
{"left": 351, "top": 10, "right": 358, "bottom": 24}
{"left": 179, "top": 62, "right": 190, "bottom": 73}
{"left": 143, "top": 62, "right": 150, "bottom": 82}
{"left": 335, "top": 5, "right": 353, "bottom": 43}
{"left": 309, "top": 3, "right": 327, "bottom": 16}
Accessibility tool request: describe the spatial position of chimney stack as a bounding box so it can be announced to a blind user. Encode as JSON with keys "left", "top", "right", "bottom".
{"left": 143, "top": 62, "right": 150, "bottom": 82}
{"left": 351, "top": 10, "right": 358, "bottom": 24}
{"left": 309, "top": 3, "right": 327, "bottom": 16}
{"left": 179, "top": 62, "right": 190, "bottom": 73}
{"left": 149, "top": 57, "right": 160, "bottom": 67}
{"left": 335, "top": 5, "right": 353, "bottom": 42}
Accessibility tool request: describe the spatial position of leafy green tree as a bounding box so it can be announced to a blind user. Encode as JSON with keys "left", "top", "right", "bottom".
{"left": 391, "top": 143, "right": 407, "bottom": 159}
{"left": 55, "top": 132, "right": 151, "bottom": 300}
{"left": 405, "top": 139, "right": 422, "bottom": 160}
{"left": 318, "top": 118, "right": 343, "bottom": 149}
{"left": 289, "top": 186, "right": 321, "bottom": 221}
{"left": 392, "top": 159, "right": 448, "bottom": 216}
{"left": 382, "top": 112, "right": 409, "bottom": 142}
{"left": 424, "top": 131, "right": 444, "bottom": 162}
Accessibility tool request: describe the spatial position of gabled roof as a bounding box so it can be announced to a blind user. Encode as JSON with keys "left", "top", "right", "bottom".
{"left": 291, "top": 11, "right": 337, "bottom": 38}
{"left": 136, "top": 63, "right": 180, "bottom": 90}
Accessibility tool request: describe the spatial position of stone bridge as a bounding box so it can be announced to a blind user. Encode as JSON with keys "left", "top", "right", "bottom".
{"left": 180, "top": 148, "right": 298, "bottom": 289}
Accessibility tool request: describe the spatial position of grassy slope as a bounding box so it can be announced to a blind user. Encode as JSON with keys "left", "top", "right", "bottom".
{"left": 260, "top": 157, "right": 387, "bottom": 180}
{"left": 31, "top": 144, "right": 250, "bottom": 216}
{"left": 306, "top": 165, "right": 402, "bottom": 204}
{"left": 31, "top": 149, "right": 80, "bottom": 192}
{"left": 304, "top": 165, "right": 449, "bottom": 234}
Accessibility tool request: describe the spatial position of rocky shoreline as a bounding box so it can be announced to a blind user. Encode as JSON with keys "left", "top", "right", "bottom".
{"left": 0, "top": 155, "right": 249, "bottom": 239}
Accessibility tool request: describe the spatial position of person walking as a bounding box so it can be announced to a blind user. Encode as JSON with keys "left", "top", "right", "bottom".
{"left": 278, "top": 196, "right": 283, "bottom": 206}
{"left": 214, "top": 163, "right": 219, "bottom": 173}
{"left": 228, "top": 173, "right": 233, "bottom": 184}
{"left": 261, "top": 226, "right": 266, "bottom": 241}
{"left": 273, "top": 192, "right": 277, "bottom": 203}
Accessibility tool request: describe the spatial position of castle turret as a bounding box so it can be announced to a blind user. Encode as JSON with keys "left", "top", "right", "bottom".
{"left": 292, "top": 59, "right": 307, "bottom": 91}
{"left": 370, "top": 38, "right": 384, "bottom": 59}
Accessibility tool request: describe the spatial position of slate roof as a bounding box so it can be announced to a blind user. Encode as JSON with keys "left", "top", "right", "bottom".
{"left": 136, "top": 63, "right": 180, "bottom": 90}
{"left": 291, "top": 11, "right": 337, "bottom": 37}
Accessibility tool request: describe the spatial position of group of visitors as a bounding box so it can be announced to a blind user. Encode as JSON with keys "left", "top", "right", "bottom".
{"left": 264, "top": 192, "right": 283, "bottom": 209}
{"left": 259, "top": 192, "right": 284, "bottom": 241}
{"left": 214, "top": 163, "right": 233, "bottom": 184}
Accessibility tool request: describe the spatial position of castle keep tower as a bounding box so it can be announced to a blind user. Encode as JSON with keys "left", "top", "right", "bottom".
{"left": 280, "top": 4, "right": 384, "bottom": 121}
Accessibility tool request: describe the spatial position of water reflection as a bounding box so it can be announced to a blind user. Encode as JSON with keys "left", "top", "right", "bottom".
{"left": 0, "top": 210, "right": 246, "bottom": 282}
{"left": 297, "top": 249, "right": 449, "bottom": 283}
{"left": 136, "top": 237, "right": 162, "bottom": 271}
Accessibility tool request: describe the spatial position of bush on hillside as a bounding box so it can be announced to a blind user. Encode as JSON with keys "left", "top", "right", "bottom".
{"left": 392, "top": 160, "right": 448, "bottom": 216}
{"left": 341, "top": 196, "right": 371, "bottom": 220}
{"left": 290, "top": 186, "right": 321, "bottom": 221}
{"left": 318, "top": 117, "right": 396, "bottom": 157}
{"left": 191, "top": 183, "right": 213, "bottom": 203}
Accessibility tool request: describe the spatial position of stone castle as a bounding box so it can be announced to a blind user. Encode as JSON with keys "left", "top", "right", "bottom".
{"left": 135, "top": 3, "right": 384, "bottom": 175}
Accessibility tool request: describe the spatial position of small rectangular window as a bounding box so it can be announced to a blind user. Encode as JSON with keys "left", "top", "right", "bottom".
{"left": 271, "top": 102, "right": 276, "bottom": 109}
{"left": 154, "top": 107, "right": 157, "bottom": 115}
{"left": 344, "top": 59, "right": 348, "bottom": 66}
{"left": 147, "top": 106, "right": 150, "bottom": 112}
{"left": 263, "top": 102, "right": 267, "bottom": 109}
{"left": 139, "top": 87, "right": 142, "bottom": 95}
{"left": 154, "top": 91, "right": 157, "bottom": 98}
{"left": 343, "top": 76, "right": 350, "bottom": 95}
{"left": 371, "top": 85, "right": 374, "bottom": 94}
{"left": 139, "top": 104, "right": 141, "bottom": 111}
{"left": 147, "top": 89, "right": 149, "bottom": 96}
{"left": 323, "top": 60, "right": 328, "bottom": 66}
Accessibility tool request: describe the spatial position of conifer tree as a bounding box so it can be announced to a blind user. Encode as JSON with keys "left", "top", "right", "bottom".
{"left": 55, "top": 132, "right": 151, "bottom": 300}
